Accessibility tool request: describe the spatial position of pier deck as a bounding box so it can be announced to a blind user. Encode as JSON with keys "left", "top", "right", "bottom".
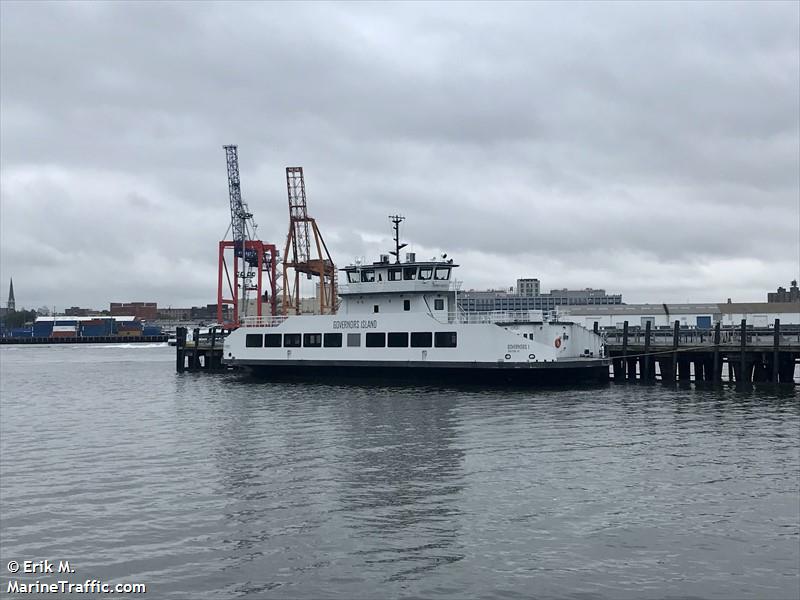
{"left": 175, "top": 326, "right": 232, "bottom": 372}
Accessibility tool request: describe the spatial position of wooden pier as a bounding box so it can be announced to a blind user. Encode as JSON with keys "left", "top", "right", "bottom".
{"left": 602, "top": 319, "right": 799, "bottom": 384}
{"left": 174, "top": 326, "right": 232, "bottom": 372}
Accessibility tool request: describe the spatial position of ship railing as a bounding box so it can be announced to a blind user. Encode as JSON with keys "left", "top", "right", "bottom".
{"left": 239, "top": 315, "right": 289, "bottom": 328}
{"left": 441, "top": 310, "right": 546, "bottom": 325}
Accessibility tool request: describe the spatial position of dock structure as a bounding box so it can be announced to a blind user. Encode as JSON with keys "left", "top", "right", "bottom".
{"left": 0, "top": 335, "right": 168, "bottom": 345}
{"left": 175, "top": 326, "right": 232, "bottom": 373}
{"left": 605, "top": 319, "right": 799, "bottom": 384}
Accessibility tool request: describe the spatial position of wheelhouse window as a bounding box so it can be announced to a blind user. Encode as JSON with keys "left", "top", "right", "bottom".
{"left": 410, "top": 332, "right": 432, "bottom": 347}
{"left": 347, "top": 271, "right": 359, "bottom": 283}
{"left": 366, "top": 332, "right": 386, "bottom": 348}
{"left": 303, "top": 333, "right": 322, "bottom": 347}
{"left": 324, "top": 333, "right": 342, "bottom": 347}
{"left": 387, "top": 332, "right": 409, "bottom": 348}
{"left": 284, "top": 333, "right": 301, "bottom": 347}
{"left": 434, "top": 299, "right": 445, "bottom": 311}
{"left": 361, "top": 269, "right": 375, "bottom": 282}
{"left": 265, "top": 334, "right": 281, "bottom": 347}
{"left": 403, "top": 267, "right": 417, "bottom": 280}
{"left": 434, "top": 331, "right": 457, "bottom": 348}
{"left": 347, "top": 333, "right": 361, "bottom": 347}
{"left": 434, "top": 267, "right": 451, "bottom": 280}
{"left": 388, "top": 268, "right": 402, "bottom": 281}
{"left": 245, "top": 334, "right": 263, "bottom": 348}
{"left": 418, "top": 267, "right": 433, "bottom": 280}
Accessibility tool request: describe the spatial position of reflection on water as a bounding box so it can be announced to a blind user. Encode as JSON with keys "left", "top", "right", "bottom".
{"left": 336, "top": 388, "right": 465, "bottom": 581}
{"left": 0, "top": 346, "right": 798, "bottom": 600}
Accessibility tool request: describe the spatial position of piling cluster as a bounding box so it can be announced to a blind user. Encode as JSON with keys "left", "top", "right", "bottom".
{"left": 605, "top": 319, "right": 796, "bottom": 384}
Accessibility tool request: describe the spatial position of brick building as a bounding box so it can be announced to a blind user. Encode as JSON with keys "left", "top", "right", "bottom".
{"left": 110, "top": 302, "right": 158, "bottom": 321}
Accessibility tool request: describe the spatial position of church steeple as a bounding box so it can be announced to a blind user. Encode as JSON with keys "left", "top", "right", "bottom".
{"left": 7, "top": 278, "right": 14, "bottom": 312}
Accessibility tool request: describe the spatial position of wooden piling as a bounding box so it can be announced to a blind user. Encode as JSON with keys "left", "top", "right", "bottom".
{"left": 773, "top": 319, "right": 780, "bottom": 383}
{"left": 713, "top": 322, "right": 721, "bottom": 381}
{"left": 739, "top": 319, "right": 747, "bottom": 384}
{"left": 191, "top": 328, "right": 201, "bottom": 371}
{"left": 209, "top": 326, "right": 217, "bottom": 371}
{"left": 621, "top": 321, "right": 629, "bottom": 381}
{"left": 175, "top": 327, "right": 186, "bottom": 373}
{"left": 671, "top": 320, "right": 679, "bottom": 383}
{"left": 643, "top": 321, "right": 651, "bottom": 381}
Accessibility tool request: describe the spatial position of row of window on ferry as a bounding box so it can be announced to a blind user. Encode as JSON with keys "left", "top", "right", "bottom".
{"left": 347, "top": 266, "right": 451, "bottom": 283}
{"left": 245, "top": 331, "right": 458, "bottom": 349}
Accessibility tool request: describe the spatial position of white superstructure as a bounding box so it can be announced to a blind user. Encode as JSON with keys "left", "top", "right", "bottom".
{"left": 224, "top": 233, "right": 608, "bottom": 383}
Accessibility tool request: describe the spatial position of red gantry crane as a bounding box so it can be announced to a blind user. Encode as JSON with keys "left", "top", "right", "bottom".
{"left": 216, "top": 145, "right": 279, "bottom": 327}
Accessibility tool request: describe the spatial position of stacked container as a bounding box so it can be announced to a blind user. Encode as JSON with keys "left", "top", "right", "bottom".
{"left": 142, "top": 325, "right": 162, "bottom": 336}
{"left": 79, "top": 318, "right": 114, "bottom": 337}
{"left": 33, "top": 320, "right": 53, "bottom": 337}
{"left": 51, "top": 325, "right": 77, "bottom": 338}
{"left": 115, "top": 319, "right": 143, "bottom": 338}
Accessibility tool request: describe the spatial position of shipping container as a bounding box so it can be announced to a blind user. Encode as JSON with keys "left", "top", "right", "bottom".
{"left": 80, "top": 324, "right": 113, "bottom": 337}
{"left": 54, "top": 320, "right": 78, "bottom": 327}
{"left": 52, "top": 325, "right": 77, "bottom": 333}
{"left": 142, "top": 325, "right": 162, "bottom": 336}
{"left": 51, "top": 330, "right": 76, "bottom": 338}
{"left": 116, "top": 330, "right": 142, "bottom": 338}
{"left": 33, "top": 322, "right": 53, "bottom": 337}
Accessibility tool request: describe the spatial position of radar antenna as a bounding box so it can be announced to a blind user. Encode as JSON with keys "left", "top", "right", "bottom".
{"left": 389, "top": 215, "right": 407, "bottom": 264}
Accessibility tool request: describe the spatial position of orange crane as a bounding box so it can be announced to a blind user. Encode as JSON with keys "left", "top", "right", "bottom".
{"left": 282, "top": 167, "right": 336, "bottom": 315}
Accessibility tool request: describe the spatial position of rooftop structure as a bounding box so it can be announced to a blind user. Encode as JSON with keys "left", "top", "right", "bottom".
{"left": 516, "top": 278, "right": 540, "bottom": 297}
{"left": 768, "top": 280, "right": 800, "bottom": 303}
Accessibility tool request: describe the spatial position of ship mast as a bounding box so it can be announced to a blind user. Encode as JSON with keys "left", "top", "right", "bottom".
{"left": 388, "top": 215, "right": 407, "bottom": 264}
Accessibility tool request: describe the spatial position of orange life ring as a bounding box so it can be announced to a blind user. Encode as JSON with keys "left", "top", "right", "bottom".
{"left": 554, "top": 337, "right": 562, "bottom": 349}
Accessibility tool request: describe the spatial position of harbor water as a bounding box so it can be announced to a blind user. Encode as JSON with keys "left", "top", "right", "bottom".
{"left": 1, "top": 345, "right": 798, "bottom": 599}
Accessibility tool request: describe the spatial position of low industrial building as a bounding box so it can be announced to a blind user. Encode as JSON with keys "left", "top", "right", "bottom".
{"left": 459, "top": 287, "right": 623, "bottom": 313}
{"left": 559, "top": 302, "right": 800, "bottom": 329}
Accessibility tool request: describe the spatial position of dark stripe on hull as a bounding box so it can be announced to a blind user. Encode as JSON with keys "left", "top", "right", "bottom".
{"left": 240, "top": 362, "right": 609, "bottom": 385}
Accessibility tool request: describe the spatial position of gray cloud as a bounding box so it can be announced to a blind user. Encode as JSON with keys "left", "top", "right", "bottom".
{"left": 1, "top": 0, "right": 798, "bottom": 309}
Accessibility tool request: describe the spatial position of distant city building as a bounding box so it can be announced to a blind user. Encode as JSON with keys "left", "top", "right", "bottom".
{"left": 459, "top": 285, "right": 622, "bottom": 313}
{"left": 7, "top": 278, "right": 14, "bottom": 312}
{"left": 516, "top": 278, "right": 540, "bottom": 297}
{"left": 157, "top": 304, "right": 232, "bottom": 322}
{"left": 110, "top": 302, "right": 158, "bottom": 321}
{"left": 65, "top": 306, "right": 95, "bottom": 317}
{"left": 768, "top": 280, "right": 800, "bottom": 303}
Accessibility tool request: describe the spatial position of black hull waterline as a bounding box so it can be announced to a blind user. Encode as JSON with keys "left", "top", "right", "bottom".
{"left": 229, "top": 359, "right": 610, "bottom": 385}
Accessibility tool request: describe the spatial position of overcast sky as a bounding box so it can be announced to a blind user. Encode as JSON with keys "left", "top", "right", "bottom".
{"left": 1, "top": 1, "right": 798, "bottom": 310}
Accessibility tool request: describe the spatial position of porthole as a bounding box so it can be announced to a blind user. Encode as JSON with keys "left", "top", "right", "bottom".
{"left": 504, "top": 353, "right": 511, "bottom": 360}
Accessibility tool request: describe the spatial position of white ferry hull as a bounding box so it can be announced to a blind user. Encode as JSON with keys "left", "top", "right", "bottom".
{"left": 223, "top": 313, "right": 609, "bottom": 385}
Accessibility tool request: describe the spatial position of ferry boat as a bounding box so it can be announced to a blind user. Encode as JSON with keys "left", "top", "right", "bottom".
{"left": 223, "top": 224, "right": 609, "bottom": 384}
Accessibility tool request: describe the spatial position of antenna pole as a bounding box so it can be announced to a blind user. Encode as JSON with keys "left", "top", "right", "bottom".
{"left": 388, "top": 215, "right": 407, "bottom": 263}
